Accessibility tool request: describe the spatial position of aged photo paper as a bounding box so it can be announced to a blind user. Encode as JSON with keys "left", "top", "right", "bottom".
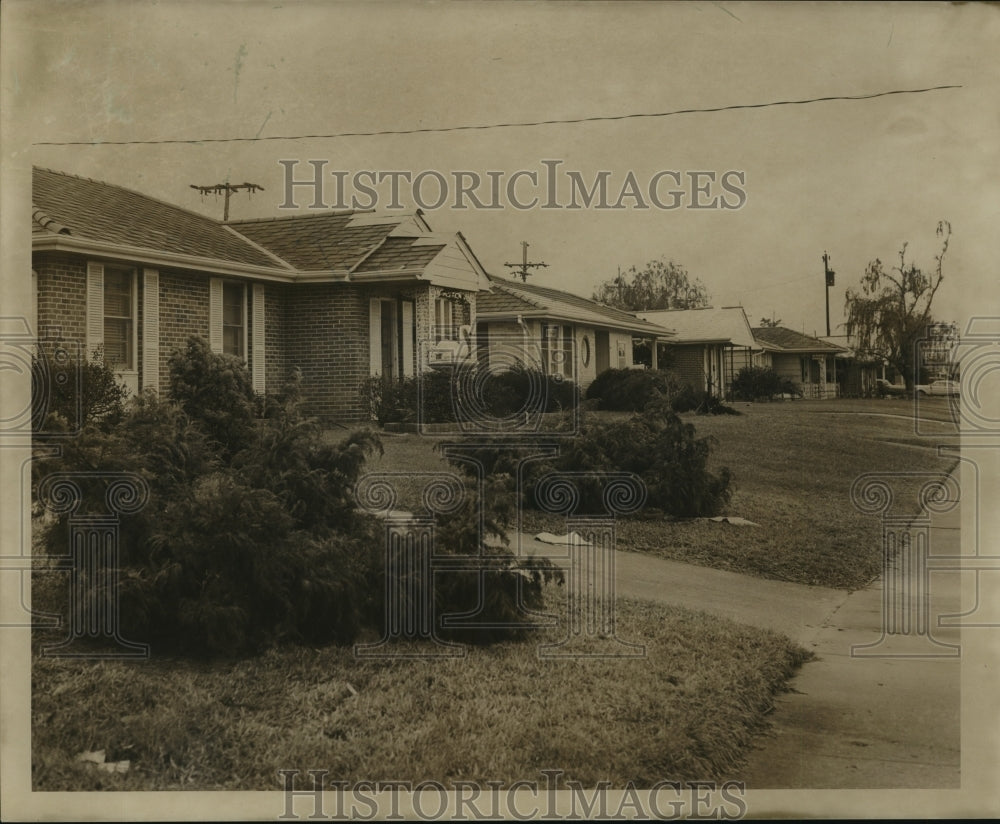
{"left": 2, "top": 1, "right": 999, "bottom": 820}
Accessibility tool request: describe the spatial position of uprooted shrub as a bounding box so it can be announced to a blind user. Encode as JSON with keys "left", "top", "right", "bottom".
{"left": 383, "top": 477, "right": 563, "bottom": 645}
{"left": 669, "top": 385, "right": 740, "bottom": 415}
{"left": 585, "top": 368, "right": 681, "bottom": 411}
{"left": 35, "top": 335, "right": 563, "bottom": 655}
{"left": 442, "top": 400, "right": 733, "bottom": 519}
{"left": 34, "top": 338, "right": 384, "bottom": 656}
{"left": 538, "top": 400, "right": 734, "bottom": 517}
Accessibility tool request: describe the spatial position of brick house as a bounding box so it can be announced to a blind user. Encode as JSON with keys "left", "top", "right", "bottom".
{"left": 476, "top": 275, "right": 675, "bottom": 391}
{"left": 31, "top": 167, "right": 487, "bottom": 421}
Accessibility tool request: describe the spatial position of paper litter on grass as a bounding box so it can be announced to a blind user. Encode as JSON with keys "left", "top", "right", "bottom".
{"left": 704, "top": 516, "right": 760, "bottom": 527}
{"left": 532, "top": 532, "right": 592, "bottom": 546}
{"left": 75, "top": 750, "right": 130, "bottom": 773}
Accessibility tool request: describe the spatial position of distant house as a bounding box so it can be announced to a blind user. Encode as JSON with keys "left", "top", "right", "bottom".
{"left": 819, "top": 335, "right": 883, "bottom": 397}
{"left": 475, "top": 276, "right": 675, "bottom": 391}
{"left": 752, "top": 326, "right": 848, "bottom": 399}
{"left": 639, "top": 306, "right": 761, "bottom": 399}
{"left": 31, "top": 167, "right": 486, "bottom": 422}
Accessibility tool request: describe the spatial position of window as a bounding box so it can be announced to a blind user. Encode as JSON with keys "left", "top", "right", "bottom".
{"left": 103, "top": 267, "right": 135, "bottom": 369}
{"left": 223, "top": 282, "right": 246, "bottom": 358}
{"left": 541, "top": 324, "right": 573, "bottom": 377}
{"left": 581, "top": 335, "right": 591, "bottom": 368}
{"left": 434, "top": 298, "right": 457, "bottom": 343}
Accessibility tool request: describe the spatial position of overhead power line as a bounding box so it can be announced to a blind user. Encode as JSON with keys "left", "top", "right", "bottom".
{"left": 33, "top": 85, "right": 962, "bottom": 147}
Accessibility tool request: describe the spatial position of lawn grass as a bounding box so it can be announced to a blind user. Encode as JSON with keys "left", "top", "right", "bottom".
{"left": 32, "top": 590, "right": 810, "bottom": 790}
{"left": 364, "top": 399, "right": 958, "bottom": 590}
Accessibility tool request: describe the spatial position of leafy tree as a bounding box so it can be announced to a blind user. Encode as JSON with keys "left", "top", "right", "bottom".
{"left": 844, "top": 222, "right": 951, "bottom": 390}
{"left": 758, "top": 317, "right": 782, "bottom": 328}
{"left": 593, "top": 259, "right": 709, "bottom": 311}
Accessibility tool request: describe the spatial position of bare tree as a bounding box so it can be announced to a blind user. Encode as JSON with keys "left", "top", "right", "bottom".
{"left": 845, "top": 221, "right": 951, "bottom": 390}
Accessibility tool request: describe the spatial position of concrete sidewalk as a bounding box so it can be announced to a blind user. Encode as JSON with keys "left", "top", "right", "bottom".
{"left": 736, "top": 496, "right": 962, "bottom": 789}
{"left": 517, "top": 531, "right": 848, "bottom": 647}
{"left": 517, "top": 481, "right": 963, "bottom": 789}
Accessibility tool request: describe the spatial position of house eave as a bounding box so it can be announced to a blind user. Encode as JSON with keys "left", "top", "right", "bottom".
{"left": 32, "top": 235, "right": 301, "bottom": 282}
{"left": 764, "top": 346, "right": 846, "bottom": 355}
{"left": 477, "top": 309, "right": 674, "bottom": 338}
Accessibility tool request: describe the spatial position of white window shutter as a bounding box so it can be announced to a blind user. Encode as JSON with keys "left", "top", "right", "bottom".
{"left": 369, "top": 298, "right": 382, "bottom": 376}
{"left": 86, "top": 261, "right": 104, "bottom": 358}
{"left": 401, "top": 300, "right": 414, "bottom": 377}
{"left": 142, "top": 269, "right": 159, "bottom": 393}
{"left": 208, "top": 278, "right": 223, "bottom": 352}
{"left": 251, "top": 284, "right": 266, "bottom": 392}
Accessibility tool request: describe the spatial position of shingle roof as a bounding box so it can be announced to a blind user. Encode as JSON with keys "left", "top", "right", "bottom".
{"left": 353, "top": 236, "right": 447, "bottom": 273}
{"left": 752, "top": 326, "right": 847, "bottom": 353}
{"left": 640, "top": 306, "right": 757, "bottom": 348}
{"left": 229, "top": 212, "right": 400, "bottom": 271}
{"left": 476, "top": 286, "right": 542, "bottom": 314}
{"left": 480, "top": 275, "right": 673, "bottom": 336}
{"left": 32, "top": 167, "right": 280, "bottom": 269}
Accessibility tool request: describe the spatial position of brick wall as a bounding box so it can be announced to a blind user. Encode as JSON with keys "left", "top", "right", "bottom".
{"left": 283, "top": 282, "right": 369, "bottom": 421}
{"left": 263, "top": 282, "right": 287, "bottom": 393}
{"left": 34, "top": 253, "right": 87, "bottom": 350}
{"left": 33, "top": 252, "right": 480, "bottom": 424}
{"left": 667, "top": 344, "right": 707, "bottom": 393}
{"left": 158, "top": 270, "right": 210, "bottom": 392}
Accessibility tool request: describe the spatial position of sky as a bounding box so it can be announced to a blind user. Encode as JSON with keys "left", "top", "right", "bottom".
{"left": 4, "top": 0, "right": 999, "bottom": 338}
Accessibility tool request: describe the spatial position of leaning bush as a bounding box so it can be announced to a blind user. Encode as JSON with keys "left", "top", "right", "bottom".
{"left": 35, "top": 338, "right": 563, "bottom": 655}
{"left": 530, "top": 399, "right": 733, "bottom": 518}
{"left": 585, "top": 368, "right": 680, "bottom": 411}
{"left": 388, "top": 476, "right": 563, "bottom": 645}
{"left": 34, "top": 341, "right": 384, "bottom": 656}
{"left": 670, "top": 385, "right": 740, "bottom": 416}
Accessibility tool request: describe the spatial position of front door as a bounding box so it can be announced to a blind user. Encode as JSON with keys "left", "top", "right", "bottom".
{"left": 595, "top": 330, "right": 610, "bottom": 374}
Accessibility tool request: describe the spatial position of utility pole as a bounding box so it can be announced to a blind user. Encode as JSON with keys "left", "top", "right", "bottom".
{"left": 822, "top": 251, "right": 835, "bottom": 337}
{"left": 190, "top": 181, "right": 265, "bottom": 221}
{"left": 504, "top": 241, "right": 547, "bottom": 283}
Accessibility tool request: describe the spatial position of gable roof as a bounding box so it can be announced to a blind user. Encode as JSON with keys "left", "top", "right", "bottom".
{"left": 228, "top": 212, "right": 424, "bottom": 272}
{"left": 478, "top": 275, "right": 674, "bottom": 337}
{"left": 352, "top": 236, "right": 447, "bottom": 273}
{"left": 752, "top": 326, "right": 848, "bottom": 353}
{"left": 32, "top": 168, "right": 487, "bottom": 290}
{"left": 32, "top": 167, "right": 281, "bottom": 270}
{"left": 639, "top": 306, "right": 758, "bottom": 348}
